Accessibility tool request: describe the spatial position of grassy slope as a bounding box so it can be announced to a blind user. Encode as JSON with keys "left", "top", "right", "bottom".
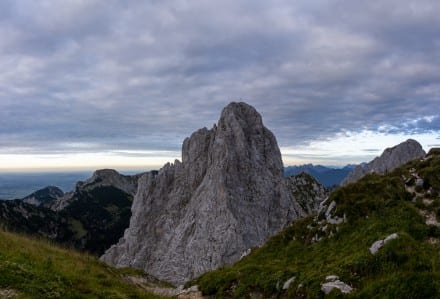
{"left": 192, "top": 150, "right": 440, "bottom": 298}
{"left": 0, "top": 230, "right": 166, "bottom": 299}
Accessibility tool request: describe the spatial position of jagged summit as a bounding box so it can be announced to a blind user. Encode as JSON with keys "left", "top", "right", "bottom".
{"left": 216, "top": 102, "right": 283, "bottom": 176}
{"left": 342, "top": 139, "right": 426, "bottom": 185}
{"left": 101, "top": 102, "right": 304, "bottom": 285}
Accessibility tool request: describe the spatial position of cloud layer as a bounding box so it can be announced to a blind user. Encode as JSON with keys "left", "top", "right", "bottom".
{"left": 0, "top": 0, "right": 439, "bottom": 165}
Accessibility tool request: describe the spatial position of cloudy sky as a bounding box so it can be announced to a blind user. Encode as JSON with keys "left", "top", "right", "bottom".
{"left": 0, "top": 0, "right": 439, "bottom": 171}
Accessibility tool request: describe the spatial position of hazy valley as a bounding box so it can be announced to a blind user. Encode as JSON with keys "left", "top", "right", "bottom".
{"left": 0, "top": 172, "right": 90, "bottom": 200}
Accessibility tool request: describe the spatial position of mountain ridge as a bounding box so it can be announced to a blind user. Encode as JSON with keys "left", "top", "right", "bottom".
{"left": 22, "top": 185, "right": 64, "bottom": 208}
{"left": 284, "top": 164, "right": 354, "bottom": 187}
{"left": 0, "top": 168, "right": 146, "bottom": 255}
{"left": 342, "top": 139, "right": 426, "bottom": 185}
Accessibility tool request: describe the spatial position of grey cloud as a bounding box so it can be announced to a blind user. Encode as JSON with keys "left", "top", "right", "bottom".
{"left": 0, "top": 0, "right": 438, "bottom": 157}
{"left": 413, "top": 116, "right": 440, "bottom": 131}
{"left": 362, "top": 149, "right": 381, "bottom": 153}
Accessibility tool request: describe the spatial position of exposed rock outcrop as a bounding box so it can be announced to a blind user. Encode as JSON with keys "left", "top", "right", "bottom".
{"left": 320, "top": 199, "right": 346, "bottom": 225}
{"left": 341, "top": 139, "right": 426, "bottom": 185}
{"left": 321, "top": 275, "right": 354, "bottom": 294}
{"left": 285, "top": 172, "right": 328, "bottom": 215}
{"left": 101, "top": 102, "right": 304, "bottom": 284}
{"left": 22, "top": 186, "right": 64, "bottom": 208}
{"left": 282, "top": 276, "right": 296, "bottom": 290}
{"left": 370, "top": 233, "right": 398, "bottom": 254}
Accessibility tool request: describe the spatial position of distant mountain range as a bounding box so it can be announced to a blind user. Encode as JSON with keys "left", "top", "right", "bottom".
{"left": 284, "top": 164, "right": 355, "bottom": 187}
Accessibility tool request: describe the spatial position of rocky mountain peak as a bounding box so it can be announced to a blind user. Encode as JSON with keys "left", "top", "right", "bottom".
{"left": 22, "top": 186, "right": 64, "bottom": 207}
{"left": 92, "top": 168, "right": 121, "bottom": 179}
{"left": 383, "top": 139, "right": 422, "bottom": 154}
{"left": 219, "top": 102, "right": 265, "bottom": 135}
{"left": 75, "top": 169, "right": 141, "bottom": 196}
{"left": 285, "top": 172, "right": 328, "bottom": 215}
{"left": 342, "top": 139, "right": 426, "bottom": 185}
{"left": 50, "top": 169, "right": 142, "bottom": 212}
{"left": 216, "top": 102, "right": 283, "bottom": 177}
{"left": 101, "top": 102, "right": 304, "bottom": 285}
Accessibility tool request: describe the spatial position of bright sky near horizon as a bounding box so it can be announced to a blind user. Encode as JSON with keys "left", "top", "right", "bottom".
{"left": 0, "top": 1, "right": 439, "bottom": 171}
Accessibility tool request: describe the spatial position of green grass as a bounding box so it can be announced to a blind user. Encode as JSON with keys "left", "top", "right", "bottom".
{"left": 191, "top": 152, "right": 440, "bottom": 298}
{"left": 67, "top": 218, "right": 87, "bottom": 239}
{"left": 0, "top": 230, "right": 167, "bottom": 299}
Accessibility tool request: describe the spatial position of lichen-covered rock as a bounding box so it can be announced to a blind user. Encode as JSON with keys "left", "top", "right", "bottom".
{"left": 342, "top": 139, "right": 426, "bottom": 185}
{"left": 101, "top": 102, "right": 304, "bottom": 284}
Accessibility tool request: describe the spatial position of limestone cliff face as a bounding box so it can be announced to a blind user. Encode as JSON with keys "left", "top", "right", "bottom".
{"left": 101, "top": 102, "right": 304, "bottom": 284}
{"left": 342, "top": 139, "right": 426, "bottom": 185}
